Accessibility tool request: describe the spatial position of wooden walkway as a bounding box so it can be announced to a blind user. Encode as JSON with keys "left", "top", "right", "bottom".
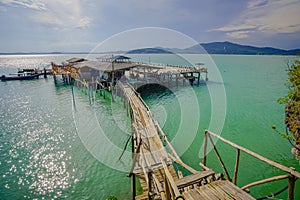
{"left": 117, "top": 81, "right": 256, "bottom": 200}
{"left": 52, "top": 57, "right": 300, "bottom": 199}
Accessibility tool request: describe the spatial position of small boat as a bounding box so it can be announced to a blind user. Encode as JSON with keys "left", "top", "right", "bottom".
{"left": 1, "top": 71, "right": 40, "bottom": 81}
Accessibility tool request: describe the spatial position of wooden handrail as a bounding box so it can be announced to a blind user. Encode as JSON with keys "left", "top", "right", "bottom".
{"left": 168, "top": 153, "right": 198, "bottom": 174}
{"left": 241, "top": 174, "right": 291, "bottom": 190}
{"left": 205, "top": 130, "right": 300, "bottom": 178}
{"left": 204, "top": 130, "right": 300, "bottom": 200}
{"left": 161, "top": 158, "right": 181, "bottom": 197}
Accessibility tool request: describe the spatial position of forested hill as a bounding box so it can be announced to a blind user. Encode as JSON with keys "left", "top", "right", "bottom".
{"left": 194, "top": 42, "right": 300, "bottom": 55}
{"left": 126, "top": 42, "right": 300, "bottom": 55}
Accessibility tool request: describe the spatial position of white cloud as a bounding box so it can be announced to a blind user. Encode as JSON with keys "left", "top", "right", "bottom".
{"left": 226, "top": 31, "right": 252, "bottom": 39}
{"left": 76, "top": 16, "right": 92, "bottom": 29}
{"left": 1, "top": 0, "right": 92, "bottom": 30}
{"left": 35, "top": 0, "right": 92, "bottom": 30}
{"left": 0, "top": 0, "right": 46, "bottom": 10}
{"left": 214, "top": 0, "right": 300, "bottom": 39}
{"left": 214, "top": 25, "right": 256, "bottom": 32}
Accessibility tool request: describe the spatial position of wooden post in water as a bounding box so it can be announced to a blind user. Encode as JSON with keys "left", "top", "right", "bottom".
{"left": 203, "top": 131, "right": 208, "bottom": 166}
{"left": 88, "top": 85, "right": 91, "bottom": 104}
{"left": 288, "top": 174, "right": 295, "bottom": 200}
{"left": 71, "top": 85, "right": 76, "bottom": 108}
{"left": 43, "top": 68, "right": 47, "bottom": 78}
{"left": 53, "top": 75, "right": 57, "bottom": 84}
{"left": 111, "top": 56, "right": 115, "bottom": 102}
{"left": 131, "top": 134, "right": 136, "bottom": 200}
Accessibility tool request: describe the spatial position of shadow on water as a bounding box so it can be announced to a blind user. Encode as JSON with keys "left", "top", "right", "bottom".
{"left": 136, "top": 83, "right": 173, "bottom": 98}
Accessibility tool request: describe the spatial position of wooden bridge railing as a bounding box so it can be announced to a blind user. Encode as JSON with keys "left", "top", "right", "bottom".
{"left": 203, "top": 130, "right": 300, "bottom": 200}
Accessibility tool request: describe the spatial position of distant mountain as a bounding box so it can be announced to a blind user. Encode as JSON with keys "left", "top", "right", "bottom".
{"left": 126, "top": 47, "right": 172, "bottom": 54}
{"left": 124, "top": 42, "right": 300, "bottom": 55}
{"left": 186, "top": 41, "right": 300, "bottom": 55}
{"left": 1, "top": 42, "right": 299, "bottom": 55}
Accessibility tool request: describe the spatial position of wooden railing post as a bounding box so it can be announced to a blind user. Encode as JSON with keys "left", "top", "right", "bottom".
{"left": 288, "top": 175, "right": 295, "bottom": 200}
{"left": 131, "top": 135, "right": 136, "bottom": 200}
{"left": 233, "top": 149, "right": 240, "bottom": 185}
{"left": 207, "top": 132, "right": 232, "bottom": 181}
{"left": 148, "top": 172, "right": 153, "bottom": 200}
{"left": 203, "top": 130, "right": 208, "bottom": 166}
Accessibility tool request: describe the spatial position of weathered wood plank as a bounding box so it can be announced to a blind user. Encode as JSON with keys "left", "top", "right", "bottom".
{"left": 175, "top": 170, "right": 215, "bottom": 189}
{"left": 181, "top": 180, "right": 255, "bottom": 200}
{"left": 213, "top": 180, "right": 255, "bottom": 200}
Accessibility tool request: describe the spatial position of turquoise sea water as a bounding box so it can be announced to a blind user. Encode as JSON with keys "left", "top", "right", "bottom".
{"left": 0, "top": 54, "right": 299, "bottom": 199}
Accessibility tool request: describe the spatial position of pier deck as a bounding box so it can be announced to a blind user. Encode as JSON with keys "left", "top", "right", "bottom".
{"left": 51, "top": 57, "right": 208, "bottom": 88}
{"left": 117, "top": 81, "right": 256, "bottom": 200}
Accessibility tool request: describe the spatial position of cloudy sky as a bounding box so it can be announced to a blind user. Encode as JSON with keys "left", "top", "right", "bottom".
{"left": 0, "top": 0, "right": 299, "bottom": 52}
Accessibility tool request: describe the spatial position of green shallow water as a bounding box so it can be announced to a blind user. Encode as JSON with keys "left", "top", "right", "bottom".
{"left": 0, "top": 54, "right": 299, "bottom": 199}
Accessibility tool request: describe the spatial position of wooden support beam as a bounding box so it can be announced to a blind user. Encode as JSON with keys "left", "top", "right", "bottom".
{"left": 199, "top": 162, "right": 210, "bottom": 171}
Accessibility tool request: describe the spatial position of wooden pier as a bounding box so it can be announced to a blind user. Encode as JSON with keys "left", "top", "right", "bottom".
{"left": 116, "top": 81, "right": 260, "bottom": 200}
{"left": 116, "top": 81, "right": 300, "bottom": 200}
{"left": 51, "top": 56, "right": 208, "bottom": 92}
{"left": 52, "top": 56, "right": 300, "bottom": 199}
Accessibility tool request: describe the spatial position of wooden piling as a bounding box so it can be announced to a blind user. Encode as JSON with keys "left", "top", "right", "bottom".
{"left": 131, "top": 133, "right": 136, "bottom": 200}
{"left": 288, "top": 175, "right": 295, "bottom": 200}
{"left": 71, "top": 85, "right": 76, "bottom": 108}
{"left": 43, "top": 68, "right": 47, "bottom": 78}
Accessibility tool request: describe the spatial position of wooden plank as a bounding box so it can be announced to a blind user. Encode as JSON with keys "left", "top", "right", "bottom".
{"left": 182, "top": 180, "right": 256, "bottom": 200}
{"left": 175, "top": 170, "right": 215, "bottom": 189}
{"left": 206, "top": 183, "right": 233, "bottom": 200}
{"left": 214, "top": 180, "right": 255, "bottom": 200}
{"left": 135, "top": 192, "right": 148, "bottom": 200}
{"left": 184, "top": 189, "right": 205, "bottom": 199}
{"left": 197, "top": 186, "right": 219, "bottom": 200}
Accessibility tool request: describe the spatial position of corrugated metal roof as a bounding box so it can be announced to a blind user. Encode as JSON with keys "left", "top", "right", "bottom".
{"left": 97, "top": 55, "right": 131, "bottom": 62}
{"left": 73, "top": 61, "right": 138, "bottom": 72}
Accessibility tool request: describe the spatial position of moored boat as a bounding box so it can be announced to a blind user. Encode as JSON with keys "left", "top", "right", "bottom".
{"left": 0, "top": 71, "right": 40, "bottom": 81}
